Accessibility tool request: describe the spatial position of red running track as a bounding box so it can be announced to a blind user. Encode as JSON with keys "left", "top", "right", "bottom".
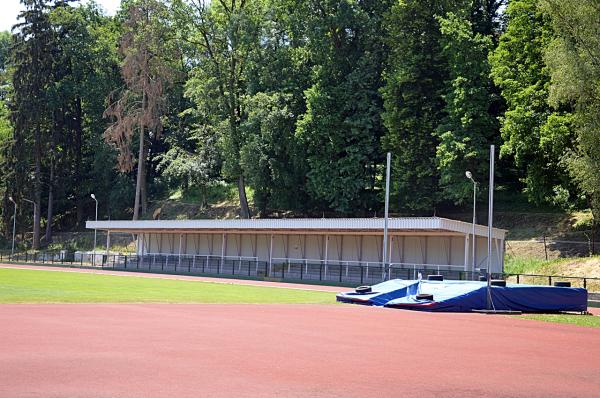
{"left": 0, "top": 304, "right": 599, "bottom": 398}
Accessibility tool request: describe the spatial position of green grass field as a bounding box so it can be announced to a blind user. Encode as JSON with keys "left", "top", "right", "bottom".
{"left": 1, "top": 268, "right": 598, "bottom": 329}
{"left": 520, "top": 314, "right": 600, "bottom": 329}
{"left": 0, "top": 268, "right": 336, "bottom": 304}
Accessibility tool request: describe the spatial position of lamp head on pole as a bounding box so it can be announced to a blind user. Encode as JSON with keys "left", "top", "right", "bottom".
{"left": 8, "top": 196, "right": 15, "bottom": 204}
{"left": 465, "top": 170, "right": 477, "bottom": 184}
{"left": 90, "top": 193, "right": 96, "bottom": 200}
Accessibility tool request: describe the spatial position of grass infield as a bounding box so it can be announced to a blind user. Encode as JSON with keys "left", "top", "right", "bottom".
{"left": 1, "top": 268, "right": 598, "bottom": 329}
{"left": 0, "top": 268, "right": 336, "bottom": 304}
{"left": 520, "top": 314, "right": 600, "bottom": 329}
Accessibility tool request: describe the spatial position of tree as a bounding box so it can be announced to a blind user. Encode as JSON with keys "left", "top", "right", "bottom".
{"left": 174, "top": 0, "right": 264, "bottom": 219}
{"left": 10, "top": 0, "right": 58, "bottom": 249}
{"left": 296, "top": 0, "right": 390, "bottom": 214}
{"left": 41, "top": 1, "right": 125, "bottom": 239}
{"left": 542, "top": 0, "right": 600, "bottom": 244}
{"left": 0, "top": 31, "right": 13, "bottom": 239}
{"left": 104, "top": 0, "right": 176, "bottom": 220}
{"left": 381, "top": 0, "right": 453, "bottom": 212}
{"left": 237, "top": 0, "right": 311, "bottom": 215}
{"left": 435, "top": 11, "right": 497, "bottom": 203}
{"left": 0, "top": 31, "right": 11, "bottom": 145}
{"left": 490, "top": 0, "right": 574, "bottom": 206}
{"left": 240, "top": 92, "right": 306, "bottom": 214}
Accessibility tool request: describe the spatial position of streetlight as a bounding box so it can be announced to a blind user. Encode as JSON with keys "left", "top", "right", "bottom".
{"left": 22, "top": 198, "right": 36, "bottom": 249}
{"left": 465, "top": 171, "right": 477, "bottom": 277}
{"left": 91, "top": 194, "right": 98, "bottom": 264}
{"left": 8, "top": 196, "right": 16, "bottom": 257}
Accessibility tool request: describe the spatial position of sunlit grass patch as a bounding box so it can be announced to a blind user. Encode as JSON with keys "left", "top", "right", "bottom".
{"left": 520, "top": 313, "right": 600, "bottom": 329}
{"left": 0, "top": 268, "right": 336, "bottom": 304}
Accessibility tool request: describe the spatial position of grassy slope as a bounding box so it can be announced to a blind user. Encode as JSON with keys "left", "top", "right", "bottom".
{"left": 504, "top": 255, "right": 600, "bottom": 291}
{"left": 505, "top": 255, "right": 600, "bottom": 278}
{"left": 0, "top": 268, "right": 336, "bottom": 304}
{"left": 149, "top": 183, "right": 247, "bottom": 221}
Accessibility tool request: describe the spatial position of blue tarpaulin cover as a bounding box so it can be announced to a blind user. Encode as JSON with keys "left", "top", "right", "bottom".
{"left": 336, "top": 280, "right": 588, "bottom": 312}
{"left": 335, "top": 279, "right": 419, "bottom": 306}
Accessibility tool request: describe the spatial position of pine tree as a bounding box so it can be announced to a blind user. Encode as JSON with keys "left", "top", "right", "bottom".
{"left": 10, "top": 0, "right": 58, "bottom": 249}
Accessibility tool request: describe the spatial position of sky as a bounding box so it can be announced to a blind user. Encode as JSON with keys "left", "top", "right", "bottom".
{"left": 0, "top": 0, "right": 121, "bottom": 32}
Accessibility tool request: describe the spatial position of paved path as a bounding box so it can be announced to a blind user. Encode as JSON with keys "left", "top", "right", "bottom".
{"left": 0, "top": 304, "right": 599, "bottom": 398}
{"left": 0, "top": 264, "right": 345, "bottom": 292}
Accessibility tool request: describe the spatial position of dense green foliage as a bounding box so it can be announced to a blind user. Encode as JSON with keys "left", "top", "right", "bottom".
{"left": 436, "top": 9, "right": 498, "bottom": 203}
{"left": 381, "top": 0, "right": 450, "bottom": 212}
{"left": 0, "top": 0, "right": 598, "bottom": 248}
{"left": 541, "top": 0, "right": 600, "bottom": 227}
{"left": 296, "top": 0, "right": 389, "bottom": 214}
{"left": 489, "top": 0, "right": 574, "bottom": 206}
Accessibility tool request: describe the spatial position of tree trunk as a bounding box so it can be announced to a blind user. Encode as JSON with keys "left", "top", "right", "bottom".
{"left": 141, "top": 140, "right": 149, "bottom": 215}
{"left": 33, "top": 129, "right": 42, "bottom": 250}
{"left": 238, "top": 175, "right": 250, "bottom": 219}
{"left": 226, "top": 49, "right": 250, "bottom": 219}
{"left": 74, "top": 97, "right": 84, "bottom": 227}
{"left": 133, "top": 124, "right": 145, "bottom": 220}
{"left": 45, "top": 157, "right": 54, "bottom": 244}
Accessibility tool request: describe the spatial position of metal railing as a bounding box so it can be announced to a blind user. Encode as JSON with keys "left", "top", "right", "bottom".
{"left": 271, "top": 257, "right": 474, "bottom": 282}
{"left": 1, "top": 250, "right": 599, "bottom": 292}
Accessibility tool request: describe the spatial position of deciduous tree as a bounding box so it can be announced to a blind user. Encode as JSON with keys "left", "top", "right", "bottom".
{"left": 542, "top": 0, "right": 600, "bottom": 245}
{"left": 490, "top": 0, "right": 574, "bottom": 206}
{"left": 104, "top": 0, "right": 175, "bottom": 220}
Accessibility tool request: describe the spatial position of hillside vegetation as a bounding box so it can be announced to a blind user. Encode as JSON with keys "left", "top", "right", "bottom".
{"left": 0, "top": 0, "right": 598, "bottom": 261}
{"left": 505, "top": 256, "right": 600, "bottom": 278}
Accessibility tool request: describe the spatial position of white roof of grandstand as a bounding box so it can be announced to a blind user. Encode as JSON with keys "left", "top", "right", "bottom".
{"left": 86, "top": 217, "right": 506, "bottom": 239}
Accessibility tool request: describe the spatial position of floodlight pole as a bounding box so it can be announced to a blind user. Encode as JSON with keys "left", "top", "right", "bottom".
{"left": 8, "top": 197, "right": 16, "bottom": 257}
{"left": 91, "top": 194, "right": 98, "bottom": 256}
{"left": 383, "top": 152, "right": 391, "bottom": 280}
{"left": 487, "top": 145, "right": 495, "bottom": 310}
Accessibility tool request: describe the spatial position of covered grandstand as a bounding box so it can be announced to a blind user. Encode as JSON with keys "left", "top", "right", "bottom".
{"left": 86, "top": 217, "right": 506, "bottom": 284}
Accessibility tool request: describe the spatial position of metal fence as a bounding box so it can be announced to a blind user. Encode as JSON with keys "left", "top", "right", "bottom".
{"left": 0, "top": 251, "right": 485, "bottom": 285}
{"left": 2, "top": 250, "right": 599, "bottom": 292}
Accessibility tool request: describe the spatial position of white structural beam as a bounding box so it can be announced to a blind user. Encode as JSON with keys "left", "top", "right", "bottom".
{"left": 220, "top": 233, "right": 226, "bottom": 272}
{"left": 324, "top": 235, "right": 329, "bottom": 279}
{"left": 178, "top": 234, "right": 182, "bottom": 267}
{"left": 140, "top": 233, "right": 145, "bottom": 267}
{"left": 463, "top": 234, "right": 469, "bottom": 271}
{"left": 268, "top": 234, "right": 273, "bottom": 276}
{"left": 87, "top": 217, "right": 507, "bottom": 240}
